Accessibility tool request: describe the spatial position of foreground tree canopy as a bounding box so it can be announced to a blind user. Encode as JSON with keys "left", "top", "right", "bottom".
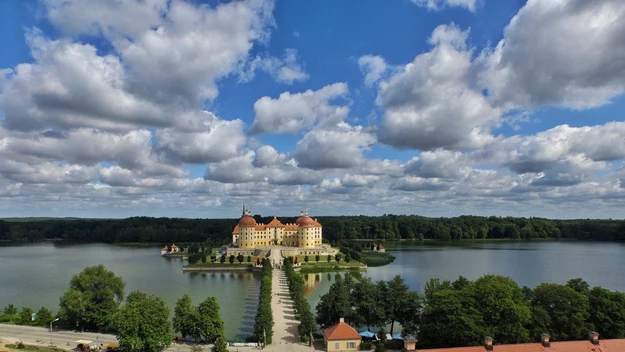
{"left": 2, "top": 215, "right": 625, "bottom": 243}
{"left": 172, "top": 294, "right": 226, "bottom": 343}
{"left": 59, "top": 264, "right": 125, "bottom": 331}
{"left": 316, "top": 274, "right": 625, "bottom": 349}
{"left": 113, "top": 291, "right": 171, "bottom": 352}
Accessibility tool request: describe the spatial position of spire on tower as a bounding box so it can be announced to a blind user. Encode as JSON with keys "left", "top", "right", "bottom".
{"left": 242, "top": 204, "right": 246, "bottom": 217}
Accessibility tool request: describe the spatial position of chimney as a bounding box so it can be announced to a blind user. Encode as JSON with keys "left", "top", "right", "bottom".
{"left": 540, "top": 333, "right": 550, "bottom": 348}
{"left": 339, "top": 317, "right": 344, "bottom": 323}
{"left": 484, "top": 336, "right": 493, "bottom": 351}
{"left": 589, "top": 331, "right": 599, "bottom": 345}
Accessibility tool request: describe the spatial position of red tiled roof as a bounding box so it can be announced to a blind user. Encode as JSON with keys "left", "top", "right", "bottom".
{"left": 232, "top": 224, "right": 240, "bottom": 234}
{"left": 162, "top": 246, "right": 168, "bottom": 250}
{"left": 419, "top": 339, "right": 625, "bottom": 352}
{"left": 266, "top": 217, "right": 285, "bottom": 227}
{"left": 323, "top": 321, "right": 360, "bottom": 341}
{"left": 171, "top": 244, "right": 178, "bottom": 248}
{"left": 285, "top": 224, "right": 299, "bottom": 231}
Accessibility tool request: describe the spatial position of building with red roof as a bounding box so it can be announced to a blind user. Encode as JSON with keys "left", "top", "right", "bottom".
{"left": 232, "top": 206, "right": 322, "bottom": 249}
{"left": 323, "top": 318, "right": 361, "bottom": 352}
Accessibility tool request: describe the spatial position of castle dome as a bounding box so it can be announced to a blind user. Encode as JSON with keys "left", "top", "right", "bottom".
{"left": 239, "top": 215, "right": 256, "bottom": 227}
{"left": 296, "top": 215, "right": 316, "bottom": 227}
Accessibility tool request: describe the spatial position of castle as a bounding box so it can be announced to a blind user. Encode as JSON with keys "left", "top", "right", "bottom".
{"left": 232, "top": 206, "right": 323, "bottom": 248}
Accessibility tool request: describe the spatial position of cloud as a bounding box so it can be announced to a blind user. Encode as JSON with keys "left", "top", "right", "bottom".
{"left": 480, "top": 122, "right": 625, "bottom": 174}
{"left": 115, "top": 0, "right": 275, "bottom": 106}
{"left": 253, "top": 145, "right": 286, "bottom": 167}
{"left": 376, "top": 24, "right": 500, "bottom": 151}
{"left": 358, "top": 55, "right": 388, "bottom": 87}
{"left": 478, "top": 0, "right": 625, "bottom": 110}
{"left": 0, "top": 34, "right": 172, "bottom": 132}
{"left": 44, "top": 0, "right": 168, "bottom": 40}
{"left": 240, "top": 48, "right": 309, "bottom": 84}
{"left": 294, "top": 123, "right": 376, "bottom": 169}
{"left": 250, "top": 83, "right": 349, "bottom": 134}
{"left": 411, "top": 0, "right": 479, "bottom": 12}
{"left": 156, "top": 112, "right": 246, "bottom": 164}
{"left": 390, "top": 176, "right": 451, "bottom": 192}
{"left": 404, "top": 149, "right": 471, "bottom": 180}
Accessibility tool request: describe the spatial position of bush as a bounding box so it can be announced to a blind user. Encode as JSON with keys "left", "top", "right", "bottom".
{"left": 361, "top": 341, "right": 372, "bottom": 350}
{"left": 383, "top": 340, "right": 403, "bottom": 350}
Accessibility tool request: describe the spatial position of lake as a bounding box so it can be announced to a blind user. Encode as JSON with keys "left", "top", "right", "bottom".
{"left": 2, "top": 241, "right": 625, "bottom": 337}
{"left": 0, "top": 243, "right": 260, "bottom": 339}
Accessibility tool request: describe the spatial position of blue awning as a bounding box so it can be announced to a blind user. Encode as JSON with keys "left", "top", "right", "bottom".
{"left": 392, "top": 333, "right": 404, "bottom": 340}
{"left": 359, "top": 331, "right": 375, "bottom": 338}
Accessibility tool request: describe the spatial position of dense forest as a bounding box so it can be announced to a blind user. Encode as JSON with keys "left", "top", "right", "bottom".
{"left": 1, "top": 214, "right": 624, "bottom": 243}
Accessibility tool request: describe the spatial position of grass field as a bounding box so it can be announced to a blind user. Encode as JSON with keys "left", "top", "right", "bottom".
{"left": 359, "top": 251, "right": 396, "bottom": 266}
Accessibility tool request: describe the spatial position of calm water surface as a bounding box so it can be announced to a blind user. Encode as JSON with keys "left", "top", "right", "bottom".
{"left": 305, "top": 241, "right": 625, "bottom": 309}
{"left": 2, "top": 241, "right": 625, "bottom": 336}
{"left": 0, "top": 243, "right": 259, "bottom": 339}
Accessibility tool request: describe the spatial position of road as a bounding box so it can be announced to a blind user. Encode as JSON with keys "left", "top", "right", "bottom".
{"left": 0, "top": 323, "right": 213, "bottom": 352}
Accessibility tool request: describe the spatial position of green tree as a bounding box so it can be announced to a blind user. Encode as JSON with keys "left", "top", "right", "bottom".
{"left": 229, "top": 255, "right": 235, "bottom": 264}
{"left": 211, "top": 336, "right": 229, "bottom": 352}
{"left": 195, "top": 297, "right": 225, "bottom": 343}
{"left": 344, "top": 254, "right": 351, "bottom": 263}
{"left": 316, "top": 276, "right": 359, "bottom": 327}
{"left": 381, "top": 276, "right": 409, "bottom": 335}
{"left": 220, "top": 255, "right": 226, "bottom": 264}
{"left": 113, "top": 291, "right": 171, "bottom": 352}
{"left": 566, "top": 278, "right": 590, "bottom": 297}
{"left": 423, "top": 278, "right": 452, "bottom": 303}
{"left": 304, "top": 255, "right": 309, "bottom": 264}
{"left": 467, "top": 275, "right": 531, "bottom": 344}
{"left": 247, "top": 256, "right": 251, "bottom": 263}
{"left": 327, "top": 255, "right": 332, "bottom": 263}
{"left": 398, "top": 291, "right": 422, "bottom": 336}
{"left": 335, "top": 254, "right": 342, "bottom": 263}
{"left": 34, "top": 307, "right": 55, "bottom": 326}
{"left": 352, "top": 278, "right": 385, "bottom": 330}
{"left": 315, "top": 255, "right": 320, "bottom": 263}
{"left": 173, "top": 294, "right": 198, "bottom": 339}
{"left": 418, "top": 289, "right": 484, "bottom": 349}
{"left": 587, "top": 286, "right": 625, "bottom": 338}
{"left": 20, "top": 307, "right": 34, "bottom": 324}
{"left": 532, "top": 283, "right": 590, "bottom": 341}
{"left": 59, "top": 265, "right": 125, "bottom": 331}
{"left": 3, "top": 304, "right": 18, "bottom": 322}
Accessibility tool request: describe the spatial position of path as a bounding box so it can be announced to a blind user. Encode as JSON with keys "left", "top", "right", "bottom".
{"left": 268, "top": 268, "right": 318, "bottom": 352}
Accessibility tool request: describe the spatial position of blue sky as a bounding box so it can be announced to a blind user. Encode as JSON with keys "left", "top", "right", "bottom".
{"left": 0, "top": 0, "right": 624, "bottom": 219}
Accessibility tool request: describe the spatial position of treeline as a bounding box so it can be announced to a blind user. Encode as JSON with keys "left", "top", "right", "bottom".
{"left": 2, "top": 215, "right": 625, "bottom": 243}
{"left": 316, "top": 274, "right": 625, "bottom": 349}
{"left": 251, "top": 259, "right": 273, "bottom": 345}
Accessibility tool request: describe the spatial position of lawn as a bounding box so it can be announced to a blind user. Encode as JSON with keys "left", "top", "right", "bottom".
{"left": 4, "top": 344, "right": 63, "bottom": 352}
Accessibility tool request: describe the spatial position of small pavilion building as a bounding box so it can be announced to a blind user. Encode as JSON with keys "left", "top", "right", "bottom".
{"left": 323, "top": 318, "right": 361, "bottom": 352}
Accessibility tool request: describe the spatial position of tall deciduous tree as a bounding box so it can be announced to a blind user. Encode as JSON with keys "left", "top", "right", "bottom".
{"left": 352, "top": 278, "right": 385, "bottom": 330}
{"left": 467, "top": 275, "right": 531, "bottom": 344}
{"left": 587, "top": 286, "right": 625, "bottom": 338}
{"left": 113, "top": 291, "right": 171, "bottom": 352}
{"left": 59, "top": 265, "right": 125, "bottom": 331}
{"left": 173, "top": 294, "right": 198, "bottom": 339}
{"left": 34, "top": 307, "right": 55, "bottom": 326}
{"left": 418, "top": 289, "right": 484, "bottom": 349}
{"left": 532, "top": 283, "right": 590, "bottom": 341}
{"left": 382, "top": 275, "right": 409, "bottom": 335}
{"left": 3, "top": 304, "right": 18, "bottom": 322}
{"left": 195, "top": 297, "right": 225, "bottom": 343}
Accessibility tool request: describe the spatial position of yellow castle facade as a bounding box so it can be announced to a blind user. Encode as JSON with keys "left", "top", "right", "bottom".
{"left": 232, "top": 207, "right": 322, "bottom": 249}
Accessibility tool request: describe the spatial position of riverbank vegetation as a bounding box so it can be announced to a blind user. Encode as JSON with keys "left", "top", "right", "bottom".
{"left": 316, "top": 274, "right": 625, "bottom": 349}
{"left": 2, "top": 215, "right": 624, "bottom": 244}
{"left": 1, "top": 265, "right": 230, "bottom": 351}
{"left": 251, "top": 259, "right": 273, "bottom": 346}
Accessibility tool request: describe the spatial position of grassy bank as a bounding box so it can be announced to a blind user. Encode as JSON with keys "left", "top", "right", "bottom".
{"left": 359, "top": 251, "right": 395, "bottom": 267}
{"left": 298, "top": 263, "right": 366, "bottom": 274}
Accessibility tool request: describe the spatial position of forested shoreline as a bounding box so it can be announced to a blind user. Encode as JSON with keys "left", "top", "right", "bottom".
{"left": 1, "top": 214, "right": 624, "bottom": 244}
